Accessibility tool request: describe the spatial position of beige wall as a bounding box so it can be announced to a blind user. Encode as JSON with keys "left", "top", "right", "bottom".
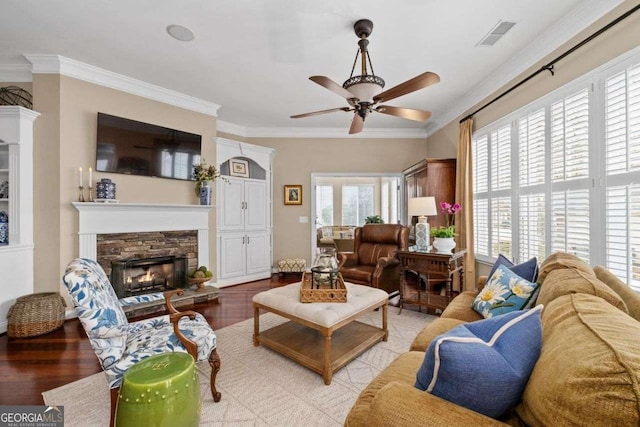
{"left": 244, "top": 137, "right": 427, "bottom": 265}
{"left": 32, "top": 75, "right": 61, "bottom": 293}
{"left": 32, "top": 75, "right": 217, "bottom": 294}
{"left": 427, "top": 0, "right": 640, "bottom": 280}
{"left": 1, "top": 82, "right": 32, "bottom": 94}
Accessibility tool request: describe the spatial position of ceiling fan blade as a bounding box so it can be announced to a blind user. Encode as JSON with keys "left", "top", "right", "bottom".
{"left": 373, "top": 72, "right": 440, "bottom": 103}
{"left": 291, "top": 107, "right": 351, "bottom": 119}
{"left": 309, "top": 76, "right": 357, "bottom": 101}
{"left": 376, "top": 105, "right": 432, "bottom": 122}
{"left": 349, "top": 114, "right": 364, "bottom": 134}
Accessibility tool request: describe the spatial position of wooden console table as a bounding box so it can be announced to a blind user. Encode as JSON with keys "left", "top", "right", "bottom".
{"left": 397, "top": 249, "right": 466, "bottom": 314}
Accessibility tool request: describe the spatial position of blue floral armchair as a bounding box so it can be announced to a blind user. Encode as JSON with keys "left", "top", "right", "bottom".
{"left": 62, "top": 258, "right": 221, "bottom": 408}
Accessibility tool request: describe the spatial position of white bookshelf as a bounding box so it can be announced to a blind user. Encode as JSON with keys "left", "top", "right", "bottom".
{"left": 0, "top": 106, "right": 40, "bottom": 333}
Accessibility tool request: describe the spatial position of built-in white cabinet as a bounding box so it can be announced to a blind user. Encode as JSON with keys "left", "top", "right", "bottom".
{"left": 218, "top": 177, "right": 267, "bottom": 231}
{"left": 218, "top": 231, "right": 271, "bottom": 279}
{"left": 0, "top": 106, "right": 39, "bottom": 333}
{"left": 216, "top": 139, "right": 274, "bottom": 286}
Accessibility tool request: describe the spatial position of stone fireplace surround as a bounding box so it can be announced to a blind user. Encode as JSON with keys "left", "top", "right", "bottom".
{"left": 72, "top": 202, "right": 215, "bottom": 315}
{"left": 73, "top": 202, "right": 212, "bottom": 264}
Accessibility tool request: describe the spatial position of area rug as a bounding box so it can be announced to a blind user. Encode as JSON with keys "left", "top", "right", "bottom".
{"left": 43, "top": 307, "right": 434, "bottom": 426}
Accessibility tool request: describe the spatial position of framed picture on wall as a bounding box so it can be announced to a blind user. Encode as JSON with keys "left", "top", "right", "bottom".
{"left": 229, "top": 159, "right": 249, "bottom": 177}
{"left": 284, "top": 185, "right": 302, "bottom": 205}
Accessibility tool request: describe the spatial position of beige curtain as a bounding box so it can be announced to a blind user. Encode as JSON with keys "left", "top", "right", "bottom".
{"left": 455, "top": 118, "right": 475, "bottom": 291}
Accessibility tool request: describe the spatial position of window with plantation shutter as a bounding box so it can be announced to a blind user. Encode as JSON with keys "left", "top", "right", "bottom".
{"left": 490, "top": 126, "right": 511, "bottom": 191}
{"left": 491, "top": 197, "right": 512, "bottom": 259}
{"left": 604, "top": 61, "right": 640, "bottom": 291}
{"left": 473, "top": 134, "right": 489, "bottom": 256}
{"left": 551, "top": 88, "right": 590, "bottom": 182}
{"left": 473, "top": 135, "right": 488, "bottom": 194}
{"left": 474, "top": 199, "right": 489, "bottom": 256}
{"left": 551, "top": 190, "right": 590, "bottom": 263}
{"left": 472, "top": 49, "right": 640, "bottom": 291}
{"left": 519, "top": 109, "right": 545, "bottom": 187}
{"left": 519, "top": 194, "right": 545, "bottom": 261}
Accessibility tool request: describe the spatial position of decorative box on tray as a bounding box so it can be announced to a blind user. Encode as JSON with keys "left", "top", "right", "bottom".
{"left": 300, "top": 271, "right": 347, "bottom": 303}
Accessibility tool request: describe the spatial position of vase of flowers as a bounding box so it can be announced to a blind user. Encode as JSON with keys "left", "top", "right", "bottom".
{"left": 193, "top": 159, "right": 222, "bottom": 205}
{"left": 431, "top": 202, "right": 461, "bottom": 254}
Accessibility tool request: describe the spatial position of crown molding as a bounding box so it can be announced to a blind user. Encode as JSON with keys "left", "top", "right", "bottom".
{"left": 0, "top": 64, "right": 32, "bottom": 82}
{"left": 429, "top": 0, "right": 624, "bottom": 134}
{"left": 217, "top": 122, "right": 427, "bottom": 139}
{"left": 216, "top": 120, "right": 248, "bottom": 137}
{"left": 23, "top": 54, "right": 221, "bottom": 117}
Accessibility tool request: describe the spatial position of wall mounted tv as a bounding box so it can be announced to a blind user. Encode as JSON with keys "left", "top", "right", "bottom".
{"left": 96, "top": 112, "right": 202, "bottom": 180}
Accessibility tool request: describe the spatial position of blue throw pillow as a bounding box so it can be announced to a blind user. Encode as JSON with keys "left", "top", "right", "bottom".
{"left": 473, "top": 265, "right": 540, "bottom": 318}
{"left": 487, "top": 254, "right": 539, "bottom": 283}
{"left": 415, "top": 305, "right": 543, "bottom": 419}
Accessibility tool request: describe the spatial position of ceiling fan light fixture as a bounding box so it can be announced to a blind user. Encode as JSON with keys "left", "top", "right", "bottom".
{"left": 343, "top": 75, "right": 385, "bottom": 103}
{"left": 291, "top": 18, "right": 438, "bottom": 134}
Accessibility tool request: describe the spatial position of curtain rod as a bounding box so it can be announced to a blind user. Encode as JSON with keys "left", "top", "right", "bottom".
{"left": 459, "top": 3, "right": 640, "bottom": 124}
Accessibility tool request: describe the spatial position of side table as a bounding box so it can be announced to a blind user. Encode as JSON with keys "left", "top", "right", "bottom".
{"left": 397, "top": 249, "right": 466, "bottom": 314}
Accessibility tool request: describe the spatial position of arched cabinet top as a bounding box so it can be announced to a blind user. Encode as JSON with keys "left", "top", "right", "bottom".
{"left": 215, "top": 137, "right": 274, "bottom": 174}
{"left": 220, "top": 156, "right": 266, "bottom": 180}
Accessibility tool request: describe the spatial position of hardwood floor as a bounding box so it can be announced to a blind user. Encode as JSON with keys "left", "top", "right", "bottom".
{"left": 0, "top": 275, "right": 298, "bottom": 405}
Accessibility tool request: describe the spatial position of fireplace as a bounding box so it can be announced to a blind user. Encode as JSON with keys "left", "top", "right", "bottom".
{"left": 110, "top": 255, "right": 188, "bottom": 299}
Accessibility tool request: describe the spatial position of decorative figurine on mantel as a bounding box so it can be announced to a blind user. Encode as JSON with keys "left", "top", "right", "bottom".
{"left": 192, "top": 158, "right": 225, "bottom": 206}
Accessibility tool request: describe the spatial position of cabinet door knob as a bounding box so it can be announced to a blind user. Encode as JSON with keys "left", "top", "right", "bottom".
{"left": 247, "top": 236, "right": 250, "bottom": 244}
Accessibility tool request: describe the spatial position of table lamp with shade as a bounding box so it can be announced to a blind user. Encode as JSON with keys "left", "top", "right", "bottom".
{"left": 408, "top": 196, "right": 438, "bottom": 250}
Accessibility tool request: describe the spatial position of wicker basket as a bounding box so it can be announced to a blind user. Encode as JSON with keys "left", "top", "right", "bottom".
{"left": 7, "top": 292, "right": 66, "bottom": 338}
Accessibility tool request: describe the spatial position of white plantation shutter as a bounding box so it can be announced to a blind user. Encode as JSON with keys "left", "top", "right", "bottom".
{"left": 472, "top": 50, "right": 640, "bottom": 289}
{"left": 519, "top": 109, "right": 546, "bottom": 187}
{"left": 551, "top": 88, "right": 590, "bottom": 182}
{"left": 519, "top": 194, "right": 545, "bottom": 261}
{"left": 491, "top": 197, "right": 512, "bottom": 259}
{"left": 604, "top": 61, "right": 640, "bottom": 291}
{"left": 474, "top": 198, "right": 489, "bottom": 256}
{"left": 473, "top": 134, "right": 489, "bottom": 256}
{"left": 473, "top": 135, "right": 488, "bottom": 193}
{"left": 490, "top": 126, "right": 511, "bottom": 190}
{"left": 549, "top": 87, "right": 591, "bottom": 264}
{"left": 551, "top": 190, "right": 590, "bottom": 263}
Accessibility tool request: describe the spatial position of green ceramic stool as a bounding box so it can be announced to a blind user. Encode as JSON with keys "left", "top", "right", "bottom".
{"left": 115, "top": 352, "right": 201, "bottom": 427}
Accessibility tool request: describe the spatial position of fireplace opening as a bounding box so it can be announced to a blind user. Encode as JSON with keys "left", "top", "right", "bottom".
{"left": 110, "top": 255, "right": 188, "bottom": 298}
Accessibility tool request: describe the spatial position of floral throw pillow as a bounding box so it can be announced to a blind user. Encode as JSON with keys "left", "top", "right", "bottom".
{"left": 473, "top": 264, "right": 540, "bottom": 318}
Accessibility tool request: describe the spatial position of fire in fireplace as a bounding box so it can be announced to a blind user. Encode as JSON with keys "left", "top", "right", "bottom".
{"left": 110, "top": 255, "right": 188, "bottom": 298}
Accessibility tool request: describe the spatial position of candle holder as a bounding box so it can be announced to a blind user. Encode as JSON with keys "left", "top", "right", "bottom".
{"left": 87, "top": 184, "right": 94, "bottom": 202}
{"left": 78, "top": 186, "right": 85, "bottom": 202}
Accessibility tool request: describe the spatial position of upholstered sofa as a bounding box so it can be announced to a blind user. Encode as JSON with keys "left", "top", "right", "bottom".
{"left": 317, "top": 225, "right": 357, "bottom": 250}
{"left": 345, "top": 252, "right": 640, "bottom": 426}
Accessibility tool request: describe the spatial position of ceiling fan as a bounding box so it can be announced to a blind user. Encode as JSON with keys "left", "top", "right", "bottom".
{"left": 291, "top": 19, "right": 440, "bottom": 135}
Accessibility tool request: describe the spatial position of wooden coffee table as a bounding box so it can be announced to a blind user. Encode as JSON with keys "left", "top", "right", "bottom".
{"left": 253, "top": 282, "right": 388, "bottom": 385}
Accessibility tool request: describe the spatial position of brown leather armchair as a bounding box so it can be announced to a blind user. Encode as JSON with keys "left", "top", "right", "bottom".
{"left": 337, "top": 224, "right": 409, "bottom": 294}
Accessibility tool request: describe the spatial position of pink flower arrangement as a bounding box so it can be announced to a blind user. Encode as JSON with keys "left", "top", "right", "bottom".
{"left": 440, "top": 202, "right": 461, "bottom": 227}
{"left": 431, "top": 202, "right": 462, "bottom": 238}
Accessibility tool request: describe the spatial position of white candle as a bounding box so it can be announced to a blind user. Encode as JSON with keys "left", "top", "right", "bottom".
{"left": 79, "top": 167, "right": 83, "bottom": 187}
{"left": 89, "top": 167, "right": 92, "bottom": 186}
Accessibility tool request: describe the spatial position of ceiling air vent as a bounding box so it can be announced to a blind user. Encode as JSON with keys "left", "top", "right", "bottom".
{"left": 477, "top": 20, "right": 516, "bottom": 47}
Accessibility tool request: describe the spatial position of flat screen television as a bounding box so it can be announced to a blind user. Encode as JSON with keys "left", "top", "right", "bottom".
{"left": 96, "top": 112, "right": 202, "bottom": 180}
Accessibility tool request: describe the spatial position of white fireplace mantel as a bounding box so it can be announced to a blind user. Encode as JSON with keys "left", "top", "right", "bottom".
{"left": 72, "top": 202, "right": 214, "bottom": 265}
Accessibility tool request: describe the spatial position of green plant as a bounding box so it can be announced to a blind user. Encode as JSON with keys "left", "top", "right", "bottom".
{"left": 364, "top": 215, "right": 384, "bottom": 224}
{"left": 431, "top": 225, "right": 455, "bottom": 238}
